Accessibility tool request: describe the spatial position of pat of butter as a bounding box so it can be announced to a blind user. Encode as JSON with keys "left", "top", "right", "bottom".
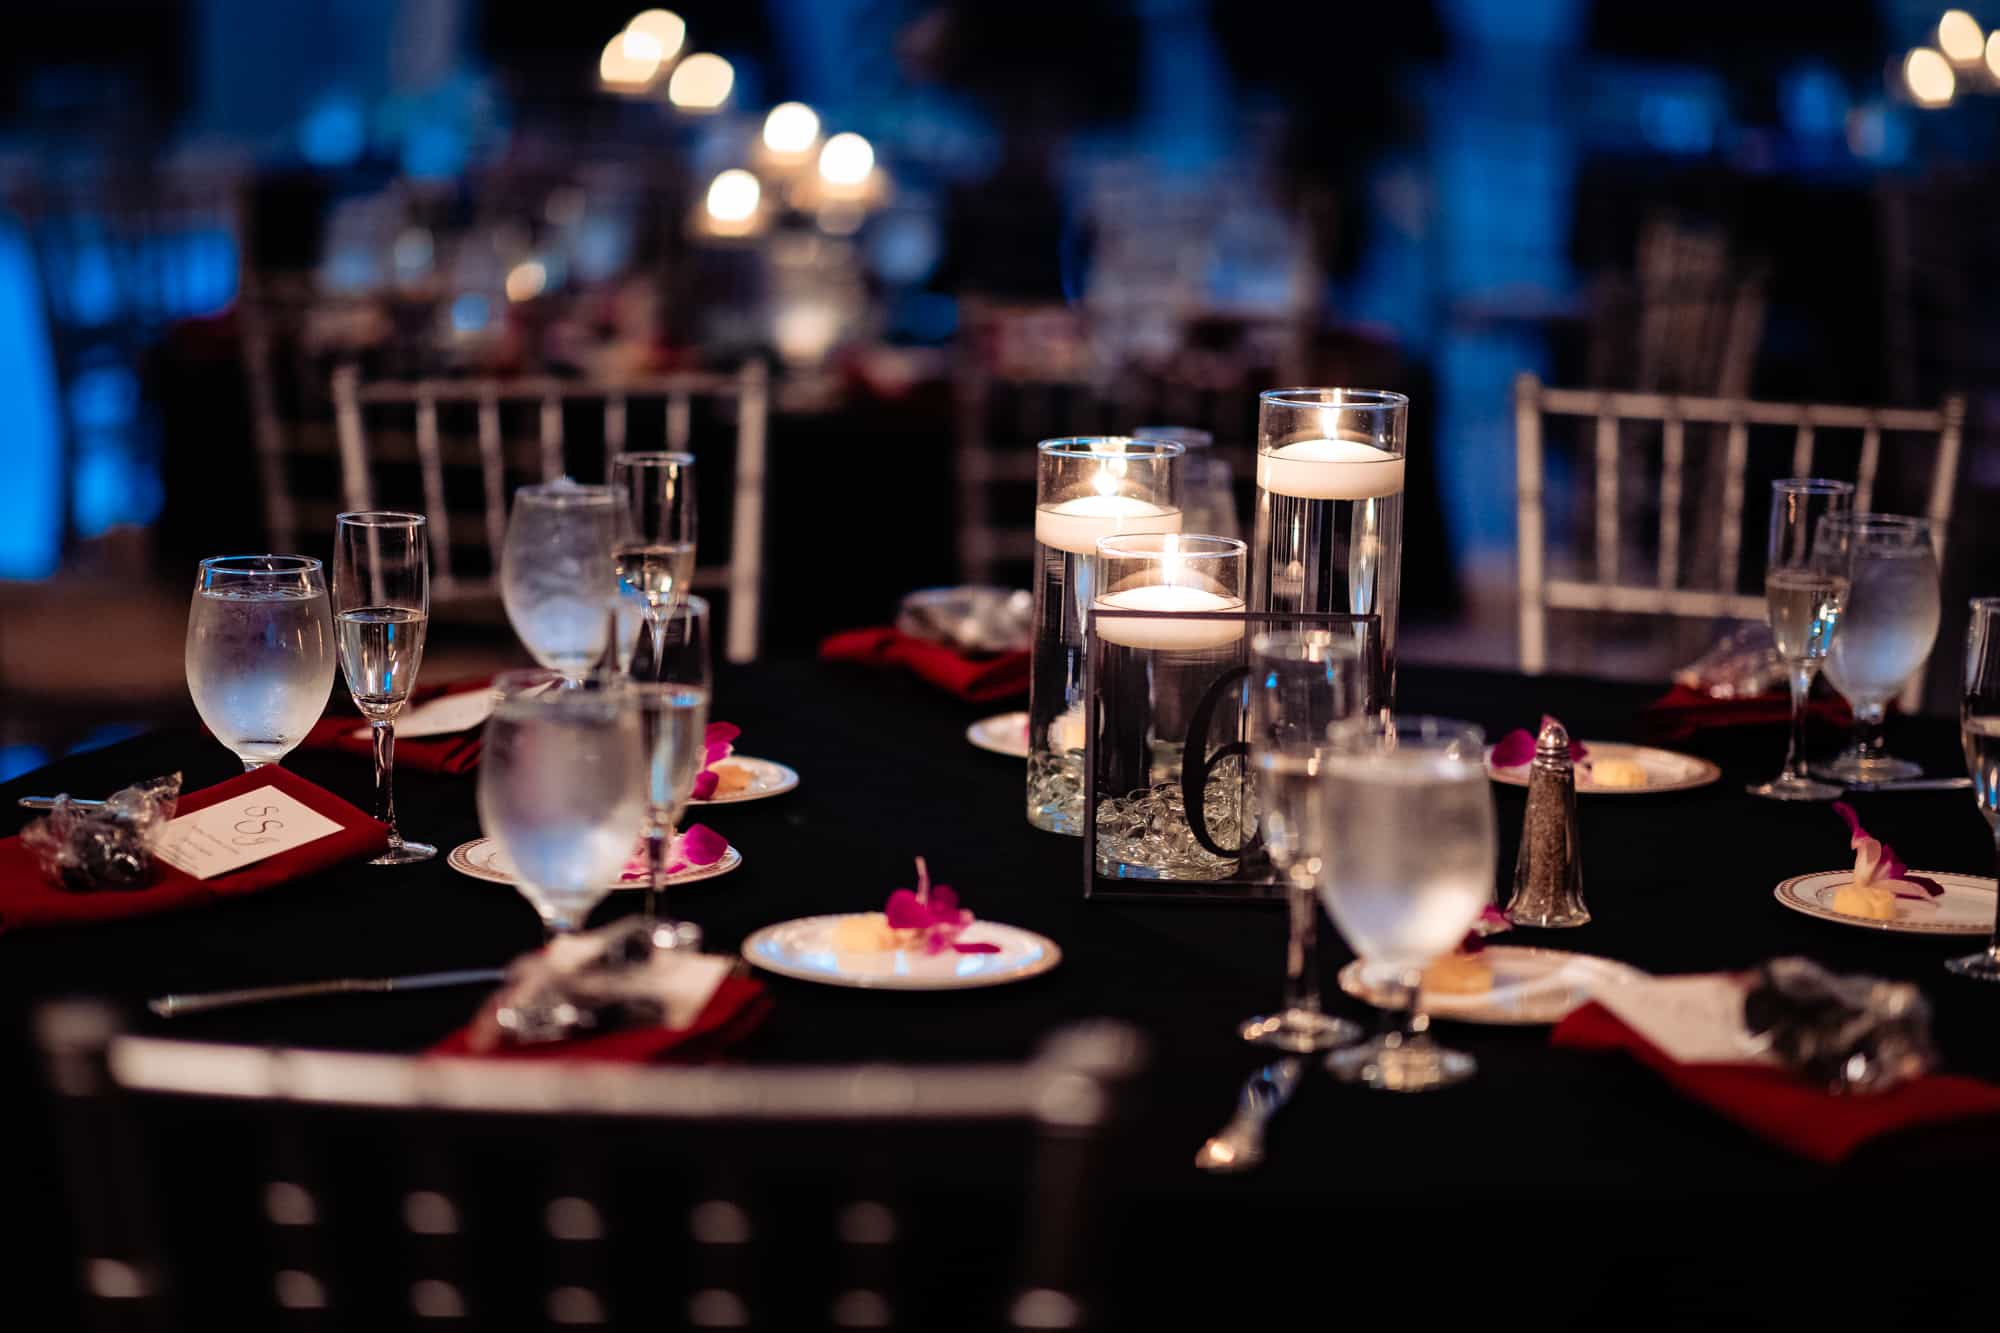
{"left": 1832, "top": 881, "right": 1899, "bottom": 921}
{"left": 1589, "top": 757, "right": 1648, "bottom": 788}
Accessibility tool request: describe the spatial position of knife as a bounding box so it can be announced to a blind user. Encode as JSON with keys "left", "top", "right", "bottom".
{"left": 1194, "top": 1058, "right": 1303, "bottom": 1174}
{"left": 149, "top": 969, "right": 507, "bottom": 1018}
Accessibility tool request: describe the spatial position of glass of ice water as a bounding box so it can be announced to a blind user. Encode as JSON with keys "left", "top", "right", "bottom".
{"left": 478, "top": 669, "right": 647, "bottom": 939}
{"left": 1315, "top": 716, "right": 1495, "bottom": 1092}
{"left": 1747, "top": 478, "right": 1854, "bottom": 802}
{"left": 334, "top": 512, "right": 434, "bottom": 864}
{"left": 1814, "top": 514, "right": 1940, "bottom": 785}
{"left": 611, "top": 451, "right": 698, "bottom": 677}
{"left": 185, "top": 554, "right": 336, "bottom": 771}
{"left": 1239, "top": 629, "right": 1366, "bottom": 1053}
{"left": 1949, "top": 599, "right": 2000, "bottom": 982}
{"left": 500, "top": 479, "right": 622, "bottom": 680}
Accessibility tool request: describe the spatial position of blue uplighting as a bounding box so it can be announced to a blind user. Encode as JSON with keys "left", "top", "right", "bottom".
{"left": 0, "top": 216, "right": 65, "bottom": 578}
{"left": 301, "top": 92, "right": 367, "bottom": 166}
{"left": 451, "top": 292, "right": 492, "bottom": 334}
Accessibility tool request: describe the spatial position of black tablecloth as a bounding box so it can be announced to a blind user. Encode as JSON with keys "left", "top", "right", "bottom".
{"left": 8, "top": 663, "right": 2000, "bottom": 1324}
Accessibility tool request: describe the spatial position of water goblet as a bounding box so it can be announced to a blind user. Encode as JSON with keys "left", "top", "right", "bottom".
{"left": 186, "top": 554, "right": 336, "bottom": 771}
{"left": 1748, "top": 479, "right": 1854, "bottom": 801}
{"left": 333, "top": 512, "right": 435, "bottom": 863}
{"left": 1815, "top": 514, "right": 1941, "bottom": 784}
{"left": 500, "top": 479, "right": 620, "bottom": 680}
{"left": 1316, "top": 716, "right": 1496, "bottom": 1092}
{"left": 1238, "top": 630, "right": 1366, "bottom": 1052}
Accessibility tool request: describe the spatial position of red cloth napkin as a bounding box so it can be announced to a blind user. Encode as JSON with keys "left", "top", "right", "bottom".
{"left": 1552, "top": 1000, "right": 2000, "bottom": 1164}
{"left": 818, "top": 626, "right": 1028, "bottom": 703}
{"left": 0, "top": 766, "right": 388, "bottom": 932}
{"left": 301, "top": 676, "right": 491, "bottom": 775}
{"left": 1641, "top": 683, "right": 1852, "bottom": 742}
{"left": 428, "top": 974, "right": 772, "bottom": 1063}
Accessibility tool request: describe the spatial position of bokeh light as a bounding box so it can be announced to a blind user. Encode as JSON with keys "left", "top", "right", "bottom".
{"left": 763, "top": 102, "right": 821, "bottom": 156}
{"left": 1905, "top": 48, "right": 1956, "bottom": 107}
{"left": 705, "top": 169, "right": 762, "bottom": 224}
{"left": 626, "top": 10, "right": 686, "bottom": 63}
{"left": 600, "top": 33, "right": 661, "bottom": 90}
{"left": 505, "top": 260, "right": 548, "bottom": 303}
{"left": 1939, "top": 10, "right": 1984, "bottom": 64}
{"left": 668, "top": 53, "right": 734, "bottom": 110}
{"left": 818, "top": 132, "right": 875, "bottom": 187}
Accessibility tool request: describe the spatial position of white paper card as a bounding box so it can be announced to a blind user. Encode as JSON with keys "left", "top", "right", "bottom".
{"left": 155, "top": 786, "right": 346, "bottom": 880}
{"left": 540, "top": 937, "right": 732, "bottom": 1029}
{"left": 1590, "top": 974, "right": 1779, "bottom": 1066}
{"left": 350, "top": 687, "right": 494, "bottom": 740}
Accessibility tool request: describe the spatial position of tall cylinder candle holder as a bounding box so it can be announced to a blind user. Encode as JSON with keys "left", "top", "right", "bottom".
{"left": 1250, "top": 388, "right": 1408, "bottom": 712}
{"left": 1088, "top": 533, "right": 1246, "bottom": 880}
{"left": 1028, "top": 438, "right": 1184, "bottom": 834}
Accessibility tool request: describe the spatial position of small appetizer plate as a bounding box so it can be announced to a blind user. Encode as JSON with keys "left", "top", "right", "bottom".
{"left": 1486, "top": 741, "right": 1719, "bottom": 796}
{"left": 1337, "top": 946, "right": 1647, "bottom": 1026}
{"left": 967, "top": 712, "right": 1030, "bottom": 759}
{"left": 689, "top": 757, "right": 799, "bottom": 805}
{"left": 1774, "top": 869, "right": 1996, "bottom": 935}
{"left": 448, "top": 837, "right": 742, "bottom": 893}
{"left": 741, "top": 914, "right": 1061, "bottom": 990}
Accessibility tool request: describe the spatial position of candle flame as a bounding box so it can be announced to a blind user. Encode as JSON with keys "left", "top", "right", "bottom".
{"left": 1163, "top": 532, "right": 1182, "bottom": 587}
{"left": 1093, "top": 469, "right": 1117, "bottom": 498}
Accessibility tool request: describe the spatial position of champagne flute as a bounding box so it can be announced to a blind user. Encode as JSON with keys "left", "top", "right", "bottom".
{"left": 1316, "top": 716, "right": 1496, "bottom": 1092}
{"left": 186, "top": 555, "right": 335, "bottom": 771}
{"left": 633, "top": 595, "right": 713, "bottom": 948}
{"left": 333, "top": 512, "right": 434, "bottom": 864}
{"left": 1239, "top": 630, "right": 1365, "bottom": 1052}
{"left": 1948, "top": 598, "right": 2000, "bottom": 982}
{"left": 1747, "top": 479, "right": 1854, "bottom": 802}
{"left": 1815, "top": 514, "right": 1941, "bottom": 784}
{"left": 478, "top": 669, "right": 646, "bottom": 940}
{"left": 500, "top": 479, "right": 621, "bottom": 681}
{"left": 611, "top": 452, "right": 697, "bottom": 677}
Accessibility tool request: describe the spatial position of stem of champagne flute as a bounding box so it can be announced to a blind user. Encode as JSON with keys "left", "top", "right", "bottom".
{"left": 1396, "top": 968, "right": 1426, "bottom": 1048}
{"left": 643, "top": 818, "right": 670, "bottom": 922}
{"left": 1783, "top": 663, "right": 1814, "bottom": 781}
{"left": 370, "top": 719, "right": 401, "bottom": 848}
{"left": 1282, "top": 872, "right": 1319, "bottom": 1017}
{"left": 1987, "top": 830, "right": 2000, "bottom": 969}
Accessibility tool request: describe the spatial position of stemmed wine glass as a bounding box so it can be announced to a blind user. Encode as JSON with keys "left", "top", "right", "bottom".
{"left": 333, "top": 512, "right": 434, "bottom": 864}
{"left": 478, "top": 669, "right": 647, "bottom": 940}
{"left": 611, "top": 452, "right": 698, "bottom": 677}
{"left": 500, "top": 479, "right": 621, "bottom": 680}
{"left": 186, "top": 555, "right": 335, "bottom": 771}
{"left": 1315, "top": 716, "right": 1496, "bottom": 1092}
{"left": 1949, "top": 598, "right": 2000, "bottom": 982}
{"left": 1815, "top": 514, "right": 1941, "bottom": 784}
{"left": 1239, "top": 630, "right": 1365, "bottom": 1052}
{"left": 632, "top": 595, "right": 713, "bottom": 948}
{"left": 1747, "top": 479, "right": 1855, "bottom": 801}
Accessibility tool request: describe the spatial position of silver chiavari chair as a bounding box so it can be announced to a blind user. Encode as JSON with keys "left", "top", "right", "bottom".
{"left": 1515, "top": 374, "right": 1964, "bottom": 710}
{"left": 37, "top": 1002, "right": 1143, "bottom": 1331}
{"left": 331, "top": 364, "right": 770, "bottom": 662}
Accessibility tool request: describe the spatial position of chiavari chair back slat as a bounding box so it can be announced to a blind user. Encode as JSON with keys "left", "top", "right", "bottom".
{"left": 329, "top": 364, "right": 770, "bottom": 661}
{"left": 37, "top": 1004, "right": 1141, "bottom": 1331}
{"left": 1515, "top": 374, "right": 1964, "bottom": 709}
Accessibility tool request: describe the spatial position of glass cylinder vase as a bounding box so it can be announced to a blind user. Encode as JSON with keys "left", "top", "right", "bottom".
{"left": 1088, "top": 533, "right": 1247, "bottom": 880}
{"left": 1250, "top": 389, "right": 1408, "bottom": 713}
{"left": 1027, "top": 438, "right": 1183, "bottom": 834}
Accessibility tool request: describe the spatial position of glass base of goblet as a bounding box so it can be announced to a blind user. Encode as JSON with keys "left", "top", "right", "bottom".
{"left": 1326, "top": 1033, "right": 1474, "bottom": 1092}
{"left": 1745, "top": 774, "right": 1843, "bottom": 802}
{"left": 1240, "top": 1008, "right": 1360, "bottom": 1052}
{"left": 1945, "top": 950, "right": 2000, "bottom": 982}
{"left": 371, "top": 839, "right": 437, "bottom": 866}
{"left": 1811, "top": 752, "right": 1922, "bottom": 784}
{"left": 648, "top": 918, "right": 704, "bottom": 952}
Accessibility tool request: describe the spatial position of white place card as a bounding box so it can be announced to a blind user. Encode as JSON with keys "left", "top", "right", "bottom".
{"left": 349, "top": 687, "right": 495, "bottom": 740}
{"left": 155, "top": 786, "right": 346, "bottom": 880}
{"left": 1590, "top": 974, "right": 1779, "bottom": 1067}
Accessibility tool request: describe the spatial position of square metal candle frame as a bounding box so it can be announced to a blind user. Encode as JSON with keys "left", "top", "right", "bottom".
{"left": 1081, "top": 608, "right": 1380, "bottom": 904}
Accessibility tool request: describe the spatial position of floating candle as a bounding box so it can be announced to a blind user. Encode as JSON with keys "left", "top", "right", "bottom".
{"left": 1093, "top": 584, "right": 1247, "bottom": 651}
{"left": 1035, "top": 495, "right": 1183, "bottom": 556}
{"left": 1256, "top": 437, "right": 1405, "bottom": 501}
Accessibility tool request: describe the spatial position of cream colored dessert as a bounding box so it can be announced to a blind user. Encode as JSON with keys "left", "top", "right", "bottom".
{"left": 1588, "top": 757, "right": 1648, "bottom": 788}
{"left": 708, "top": 761, "right": 755, "bottom": 796}
{"left": 1831, "top": 880, "right": 1899, "bottom": 921}
{"left": 831, "top": 914, "right": 901, "bottom": 951}
{"left": 1422, "top": 952, "right": 1494, "bottom": 995}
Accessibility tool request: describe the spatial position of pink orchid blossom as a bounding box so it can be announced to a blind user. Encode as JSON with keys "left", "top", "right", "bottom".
{"left": 886, "top": 857, "right": 1000, "bottom": 954}
{"left": 1461, "top": 905, "right": 1513, "bottom": 954}
{"left": 619, "top": 823, "right": 730, "bottom": 881}
{"left": 690, "top": 722, "right": 742, "bottom": 800}
{"left": 1832, "top": 802, "right": 1944, "bottom": 900}
{"left": 1490, "top": 716, "right": 1590, "bottom": 769}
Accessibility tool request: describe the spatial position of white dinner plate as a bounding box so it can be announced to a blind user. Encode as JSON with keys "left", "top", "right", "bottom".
{"left": 1486, "top": 741, "right": 1720, "bottom": 795}
{"left": 689, "top": 757, "right": 799, "bottom": 805}
{"left": 967, "top": 711, "right": 1030, "bottom": 758}
{"left": 740, "top": 914, "right": 1061, "bottom": 990}
{"left": 1337, "top": 945, "right": 1647, "bottom": 1026}
{"left": 1773, "top": 868, "right": 1997, "bottom": 935}
{"left": 447, "top": 836, "right": 742, "bottom": 893}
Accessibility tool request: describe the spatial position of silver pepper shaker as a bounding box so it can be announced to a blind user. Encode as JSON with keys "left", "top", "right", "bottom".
{"left": 1505, "top": 717, "right": 1590, "bottom": 927}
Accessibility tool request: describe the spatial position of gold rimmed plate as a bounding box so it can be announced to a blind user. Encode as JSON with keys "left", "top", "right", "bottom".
{"left": 1486, "top": 741, "right": 1720, "bottom": 795}
{"left": 1774, "top": 868, "right": 1996, "bottom": 935}
{"left": 447, "top": 836, "right": 742, "bottom": 893}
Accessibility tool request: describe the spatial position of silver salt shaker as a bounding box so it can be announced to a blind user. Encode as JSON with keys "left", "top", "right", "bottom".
{"left": 1504, "top": 717, "right": 1590, "bottom": 927}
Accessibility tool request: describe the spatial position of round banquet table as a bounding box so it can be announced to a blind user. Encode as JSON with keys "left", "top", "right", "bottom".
{"left": 6, "top": 661, "right": 2000, "bottom": 1325}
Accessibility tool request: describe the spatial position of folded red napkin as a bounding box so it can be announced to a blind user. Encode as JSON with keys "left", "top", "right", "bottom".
{"left": 0, "top": 766, "right": 388, "bottom": 932}
{"left": 302, "top": 676, "right": 491, "bottom": 775}
{"left": 428, "top": 974, "right": 771, "bottom": 1063}
{"left": 1641, "top": 683, "right": 1852, "bottom": 742}
{"left": 1552, "top": 1000, "right": 2000, "bottom": 1164}
{"left": 819, "top": 626, "right": 1028, "bottom": 703}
